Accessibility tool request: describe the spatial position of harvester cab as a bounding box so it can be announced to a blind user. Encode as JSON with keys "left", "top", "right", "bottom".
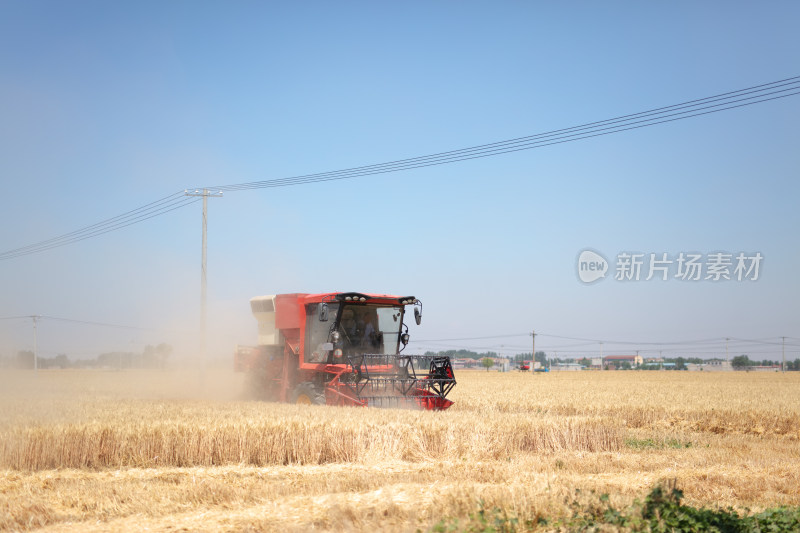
{"left": 235, "top": 292, "right": 456, "bottom": 410}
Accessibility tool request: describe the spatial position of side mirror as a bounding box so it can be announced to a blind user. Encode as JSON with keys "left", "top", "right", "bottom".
{"left": 319, "top": 303, "right": 329, "bottom": 322}
{"left": 414, "top": 307, "right": 421, "bottom": 325}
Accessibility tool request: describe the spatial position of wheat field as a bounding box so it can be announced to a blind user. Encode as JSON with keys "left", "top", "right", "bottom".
{"left": 1, "top": 368, "right": 799, "bottom": 531}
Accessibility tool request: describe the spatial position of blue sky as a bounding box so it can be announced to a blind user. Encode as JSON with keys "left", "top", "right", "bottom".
{"left": 1, "top": 1, "right": 798, "bottom": 362}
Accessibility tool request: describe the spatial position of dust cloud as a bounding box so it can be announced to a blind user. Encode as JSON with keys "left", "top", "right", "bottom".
{"left": 0, "top": 341, "right": 255, "bottom": 432}
{"left": 0, "top": 302, "right": 263, "bottom": 429}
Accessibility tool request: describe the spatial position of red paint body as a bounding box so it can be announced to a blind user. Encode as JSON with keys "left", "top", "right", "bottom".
{"left": 235, "top": 292, "right": 455, "bottom": 410}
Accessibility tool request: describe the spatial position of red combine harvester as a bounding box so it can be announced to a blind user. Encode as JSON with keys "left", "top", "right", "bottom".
{"left": 234, "top": 292, "right": 456, "bottom": 410}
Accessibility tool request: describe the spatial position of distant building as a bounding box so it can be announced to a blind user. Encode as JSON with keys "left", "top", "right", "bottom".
{"left": 603, "top": 354, "right": 643, "bottom": 369}
{"left": 688, "top": 360, "right": 734, "bottom": 371}
{"left": 551, "top": 363, "right": 582, "bottom": 371}
{"left": 746, "top": 365, "right": 780, "bottom": 372}
{"left": 579, "top": 357, "right": 603, "bottom": 370}
{"left": 451, "top": 358, "right": 479, "bottom": 369}
{"left": 706, "top": 359, "right": 733, "bottom": 371}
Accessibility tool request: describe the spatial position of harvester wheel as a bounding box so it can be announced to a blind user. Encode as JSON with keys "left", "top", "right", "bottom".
{"left": 292, "top": 382, "right": 325, "bottom": 405}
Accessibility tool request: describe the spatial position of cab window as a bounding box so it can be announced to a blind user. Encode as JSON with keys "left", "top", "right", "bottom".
{"left": 304, "top": 303, "right": 338, "bottom": 363}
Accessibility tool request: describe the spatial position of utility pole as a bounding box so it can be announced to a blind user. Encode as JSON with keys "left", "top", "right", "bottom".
{"left": 530, "top": 330, "right": 536, "bottom": 372}
{"left": 726, "top": 337, "right": 729, "bottom": 362}
{"left": 782, "top": 336, "right": 786, "bottom": 373}
{"left": 597, "top": 341, "right": 603, "bottom": 369}
{"left": 184, "top": 189, "right": 223, "bottom": 368}
{"left": 32, "top": 315, "right": 39, "bottom": 373}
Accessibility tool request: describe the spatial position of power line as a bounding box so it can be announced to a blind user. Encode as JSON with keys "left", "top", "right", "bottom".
{"left": 0, "top": 193, "right": 200, "bottom": 260}
{"left": 415, "top": 333, "right": 800, "bottom": 352}
{"left": 0, "top": 314, "right": 189, "bottom": 333}
{"left": 0, "top": 192, "right": 182, "bottom": 257}
{"left": 533, "top": 341, "right": 600, "bottom": 350}
{"left": 207, "top": 76, "right": 800, "bottom": 192}
{"left": 536, "top": 333, "right": 735, "bottom": 346}
{"left": 415, "top": 333, "right": 798, "bottom": 347}
{"left": 417, "top": 340, "right": 532, "bottom": 350}
{"left": 727, "top": 336, "right": 800, "bottom": 347}
{"left": 530, "top": 348, "right": 793, "bottom": 356}
{"left": 39, "top": 315, "right": 165, "bottom": 331}
{"left": 2, "top": 76, "right": 798, "bottom": 260}
{"left": 416, "top": 333, "right": 530, "bottom": 342}
{"left": 416, "top": 343, "right": 797, "bottom": 357}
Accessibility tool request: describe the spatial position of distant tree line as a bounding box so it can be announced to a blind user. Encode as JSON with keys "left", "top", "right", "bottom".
{"left": 512, "top": 352, "right": 548, "bottom": 365}
{"left": 424, "top": 349, "right": 499, "bottom": 360}
{"left": 732, "top": 354, "right": 800, "bottom": 370}
{"left": 638, "top": 357, "right": 699, "bottom": 370}
{"left": 0, "top": 343, "right": 173, "bottom": 370}
{"left": 424, "top": 350, "right": 548, "bottom": 369}
{"left": 404, "top": 349, "right": 800, "bottom": 371}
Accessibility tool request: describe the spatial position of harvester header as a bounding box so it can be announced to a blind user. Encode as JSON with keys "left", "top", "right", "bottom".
{"left": 235, "top": 291, "right": 455, "bottom": 410}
